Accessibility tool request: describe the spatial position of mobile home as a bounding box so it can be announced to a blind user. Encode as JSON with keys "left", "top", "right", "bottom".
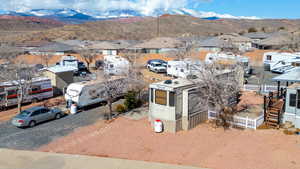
{"left": 65, "top": 77, "right": 127, "bottom": 108}
{"left": 283, "top": 83, "right": 300, "bottom": 128}
{"left": 0, "top": 77, "right": 53, "bottom": 109}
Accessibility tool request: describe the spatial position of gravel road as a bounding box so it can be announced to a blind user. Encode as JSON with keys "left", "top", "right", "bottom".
{"left": 0, "top": 102, "right": 117, "bottom": 150}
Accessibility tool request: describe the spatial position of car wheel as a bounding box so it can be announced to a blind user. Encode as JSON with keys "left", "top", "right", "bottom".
{"left": 29, "top": 121, "right": 36, "bottom": 128}
{"left": 32, "top": 98, "right": 39, "bottom": 103}
{"left": 55, "top": 113, "right": 61, "bottom": 119}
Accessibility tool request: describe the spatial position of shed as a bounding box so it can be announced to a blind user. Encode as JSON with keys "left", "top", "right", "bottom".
{"left": 43, "top": 66, "right": 76, "bottom": 95}
{"left": 282, "top": 83, "right": 300, "bottom": 128}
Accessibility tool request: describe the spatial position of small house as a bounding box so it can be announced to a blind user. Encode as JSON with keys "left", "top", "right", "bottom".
{"left": 43, "top": 66, "right": 76, "bottom": 95}
{"left": 149, "top": 79, "right": 208, "bottom": 133}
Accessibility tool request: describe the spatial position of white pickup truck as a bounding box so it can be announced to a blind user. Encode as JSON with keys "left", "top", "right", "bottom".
{"left": 147, "top": 61, "right": 167, "bottom": 73}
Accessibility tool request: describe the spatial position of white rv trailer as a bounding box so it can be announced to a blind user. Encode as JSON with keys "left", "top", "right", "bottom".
{"left": 167, "top": 59, "right": 202, "bottom": 78}
{"left": 65, "top": 77, "right": 127, "bottom": 108}
{"left": 205, "top": 52, "right": 252, "bottom": 75}
{"left": 0, "top": 77, "right": 53, "bottom": 109}
{"left": 263, "top": 52, "right": 300, "bottom": 71}
{"left": 104, "top": 55, "right": 130, "bottom": 76}
{"left": 269, "top": 56, "right": 300, "bottom": 74}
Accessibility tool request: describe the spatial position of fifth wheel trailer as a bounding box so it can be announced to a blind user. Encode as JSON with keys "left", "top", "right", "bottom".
{"left": 65, "top": 77, "right": 127, "bottom": 108}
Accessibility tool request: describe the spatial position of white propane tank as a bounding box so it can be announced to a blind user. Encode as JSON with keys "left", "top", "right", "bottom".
{"left": 154, "top": 119, "right": 163, "bottom": 133}
{"left": 70, "top": 104, "right": 77, "bottom": 114}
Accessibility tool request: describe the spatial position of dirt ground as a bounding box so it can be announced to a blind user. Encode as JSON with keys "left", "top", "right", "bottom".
{"left": 0, "top": 96, "right": 65, "bottom": 123}
{"left": 39, "top": 116, "right": 300, "bottom": 169}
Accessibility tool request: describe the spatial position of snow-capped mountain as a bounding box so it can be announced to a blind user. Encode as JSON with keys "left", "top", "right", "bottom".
{"left": 1, "top": 8, "right": 260, "bottom": 23}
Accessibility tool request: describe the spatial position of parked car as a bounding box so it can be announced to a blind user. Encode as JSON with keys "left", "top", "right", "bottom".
{"left": 11, "top": 106, "right": 63, "bottom": 128}
{"left": 147, "top": 61, "right": 167, "bottom": 73}
{"left": 147, "top": 59, "right": 167, "bottom": 67}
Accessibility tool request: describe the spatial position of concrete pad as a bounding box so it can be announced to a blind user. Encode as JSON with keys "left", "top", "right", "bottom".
{"left": 0, "top": 149, "right": 208, "bottom": 169}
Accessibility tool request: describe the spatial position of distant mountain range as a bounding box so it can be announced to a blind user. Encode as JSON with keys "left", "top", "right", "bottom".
{"left": 0, "top": 8, "right": 260, "bottom": 23}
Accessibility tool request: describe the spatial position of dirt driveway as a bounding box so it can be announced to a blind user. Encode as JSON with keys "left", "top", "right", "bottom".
{"left": 39, "top": 117, "right": 300, "bottom": 169}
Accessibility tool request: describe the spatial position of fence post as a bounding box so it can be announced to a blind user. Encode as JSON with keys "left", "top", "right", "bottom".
{"left": 254, "top": 117, "right": 257, "bottom": 130}
{"left": 245, "top": 116, "right": 249, "bottom": 128}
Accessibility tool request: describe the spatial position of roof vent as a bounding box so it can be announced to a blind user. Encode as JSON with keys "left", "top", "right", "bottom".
{"left": 164, "top": 80, "right": 172, "bottom": 84}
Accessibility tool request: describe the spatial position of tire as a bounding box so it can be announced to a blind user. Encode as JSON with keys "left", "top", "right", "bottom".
{"left": 32, "top": 98, "right": 39, "bottom": 103}
{"left": 55, "top": 113, "right": 61, "bottom": 119}
{"left": 29, "top": 121, "right": 36, "bottom": 128}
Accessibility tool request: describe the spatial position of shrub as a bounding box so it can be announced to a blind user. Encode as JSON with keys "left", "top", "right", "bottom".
{"left": 116, "top": 104, "right": 127, "bottom": 113}
{"left": 248, "top": 27, "right": 257, "bottom": 33}
{"left": 124, "top": 91, "right": 140, "bottom": 110}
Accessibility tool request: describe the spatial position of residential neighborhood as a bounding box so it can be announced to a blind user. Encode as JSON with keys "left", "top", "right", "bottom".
{"left": 0, "top": 1, "right": 300, "bottom": 169}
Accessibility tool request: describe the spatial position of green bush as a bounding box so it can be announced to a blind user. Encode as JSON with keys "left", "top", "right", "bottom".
{"left": 124, "top": 91, "right": 141, "bottom": 111}
{"left": 248, "top": 27, "right": 257, "bottom": 33}
{"left": 116, "top": 104, "right": 127, "bottom": 113}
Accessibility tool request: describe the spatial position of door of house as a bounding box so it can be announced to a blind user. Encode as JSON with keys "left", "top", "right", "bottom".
{"left": 296, "top": 89, "right": 300, "bottom": 116}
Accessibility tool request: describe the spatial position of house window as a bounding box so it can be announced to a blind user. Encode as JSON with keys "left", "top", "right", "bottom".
{"left": 289, "top": 94, "right": 296, "bottom": 107}
{"left": 155, "top": 90, "right": 167, "bottom": 105}
{"left": 297, "top": 90, "right": 300, "bottom": 109}
{"left": 266, "top": 55, "right": 272, "bottom": 60}
{"left": 150, "top": 88, "right": 154, "bottom": 103}
{"left": 169, "top": 92, "right": 175, "bottom": 107}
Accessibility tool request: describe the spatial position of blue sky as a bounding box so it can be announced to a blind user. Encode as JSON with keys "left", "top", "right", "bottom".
{"left": 195, "top": 0, "right": 300, "bottom": 19}
{"left": 0, "top": 0, "right": 299, "bottom": 19}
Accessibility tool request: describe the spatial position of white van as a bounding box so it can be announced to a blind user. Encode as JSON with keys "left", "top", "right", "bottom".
{"left": 65, "top": 77, "right": 127, "bottom": 108}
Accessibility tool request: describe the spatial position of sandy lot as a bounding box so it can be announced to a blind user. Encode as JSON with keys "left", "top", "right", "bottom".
{"left": 39, "top": 116, "right": 300, "bottom": 169}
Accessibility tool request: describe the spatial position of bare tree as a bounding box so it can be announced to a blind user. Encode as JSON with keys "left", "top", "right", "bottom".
{"left": 192, "top": 63, "right": 244, "bottom": 128}
{"left": 41, "top": 53, "right": 52, "bottom": 67}
{"left": 77, "top": 49, "right": 96, "bottom": 71}
{"left": 0, "top": 62, "right": 37, "bottom": 113}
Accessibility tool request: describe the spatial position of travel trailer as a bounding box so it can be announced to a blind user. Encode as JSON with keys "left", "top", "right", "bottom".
{"left": 205, "top": 52, "right": 252, "bottom": 75}
{"left": 167, "top": 59, "right": 202, "bottom": 78}
{"left": 104, "top": 55, "right": 130, "bottom": 76}
{"left": 270, "top": 57, "right": 300, "bottom": 74}
{"left": 263, "top": 52, "right": 300, "bottom": 70}
{"left": 0, "top": 77, "right": 53, "bottom": 109}
{"left": 65, "top": 77, "right": 127, "bottom": 108}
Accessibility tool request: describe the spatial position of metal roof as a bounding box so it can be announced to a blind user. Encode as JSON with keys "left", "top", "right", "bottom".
{"left": 272, "top": 68, "right": 300, "bottom": 82}
{"left": 45, "top": 66, "right": 76, "bottom": 73}
{"left": 34, "top": 42, "right": 76, "bottom": 52}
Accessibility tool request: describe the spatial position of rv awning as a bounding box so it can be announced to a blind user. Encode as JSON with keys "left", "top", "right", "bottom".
{"left": 272, "top": 68, "right": 300, "bottom": 82}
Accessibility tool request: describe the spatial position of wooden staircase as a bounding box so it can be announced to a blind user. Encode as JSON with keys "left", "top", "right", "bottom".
{"left": 265, "top": 99, "right": 284, "bottom": 128}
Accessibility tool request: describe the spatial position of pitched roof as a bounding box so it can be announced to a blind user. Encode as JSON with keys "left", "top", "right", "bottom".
{"left": 255, "top": 31, "right": 294, "bottom": 46}
{"left": 34, "top": 42, "right": 76, "bottom": 52}
{"left": 244, "top": 32, "right": 271, "bottom": 39}
{"left": 132, "top": 37, "right": 183, "bottom": 49}
{"left": 217, "top": 33, "right": 252, "bottom": 43}
{"left": 199, "top": 37, "right": 234, "bottom": 48}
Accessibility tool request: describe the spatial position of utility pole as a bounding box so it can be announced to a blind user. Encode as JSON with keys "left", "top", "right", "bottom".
{"left": 157, "top": 14, "right": 160, "bottom": 37}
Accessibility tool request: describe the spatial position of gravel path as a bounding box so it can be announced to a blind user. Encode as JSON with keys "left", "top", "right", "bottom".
{"left": 0, "top": 105, "right": 107, "bottom": 150}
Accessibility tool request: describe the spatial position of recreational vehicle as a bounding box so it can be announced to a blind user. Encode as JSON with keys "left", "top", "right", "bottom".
{"left": 0, "top": 77, "right": 53, "bottom": 109}
{"left": 104, "top": 55, "right": 130, "bottom": 76}
{"left": 205, "top": 52, "right": 252, "bottom": 75}
{"left": 167, "top": 59, "right": 202, "bottom": 78}
{"left": 270, "top": 57, "right": 300, "bottom": 74}
{"left": 65, "top": 77, "right": 127, "bottom": 108}
{"left": 263, "top": 52, "right": 300, "bottom": 71}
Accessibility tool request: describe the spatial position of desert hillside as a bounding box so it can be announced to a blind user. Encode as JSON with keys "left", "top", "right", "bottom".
{"left": 2, "top": 15, "right": 300, "bottom": 42}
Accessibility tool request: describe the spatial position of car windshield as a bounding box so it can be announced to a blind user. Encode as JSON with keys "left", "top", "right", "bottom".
{"left": 19, "top": 110, "right": 31, "bottom": 116}
{"left": 154, "top": 63, "right": 162, "bottom": 66}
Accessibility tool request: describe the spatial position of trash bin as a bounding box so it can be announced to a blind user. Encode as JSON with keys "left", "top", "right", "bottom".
{"left": 154, "top": 119, "right": 163, "bottom": 133}
{"left": 70, "top": 104, "right": 77, "bottom": 114}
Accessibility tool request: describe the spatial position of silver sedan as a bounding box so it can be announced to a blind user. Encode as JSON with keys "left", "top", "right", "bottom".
{"left": 11, "top": 106, "right": 63, "bottom": 128}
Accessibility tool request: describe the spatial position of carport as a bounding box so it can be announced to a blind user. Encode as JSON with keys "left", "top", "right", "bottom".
{"left": 272, "top": 68, "right": 300, "bottom": 98}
